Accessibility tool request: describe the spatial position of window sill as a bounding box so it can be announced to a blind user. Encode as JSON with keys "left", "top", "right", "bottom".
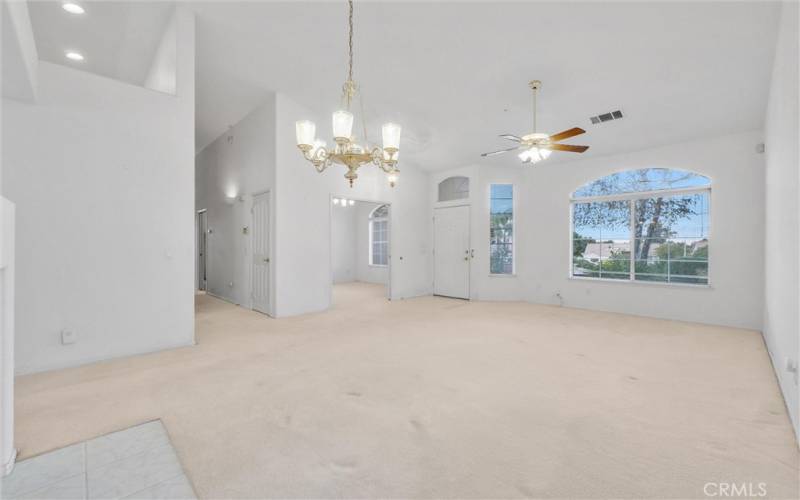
{"left": 568, "top": 276, "right": 712, "bottom": 289}
{"left": 489, "top": 273, "right": 516, "bottom": 278}
{"left": 369, "top": 264, "right": 388, "bottom": 268}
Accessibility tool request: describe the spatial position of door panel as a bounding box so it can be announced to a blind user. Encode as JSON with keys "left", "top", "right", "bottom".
{"left": 434, "top": 205, "right": 470, "bottom": 299}
{"left": 252, "top": 192, "right": 270, "bottom": 314}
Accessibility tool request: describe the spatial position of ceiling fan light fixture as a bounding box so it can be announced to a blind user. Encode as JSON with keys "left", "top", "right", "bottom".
{"left": 518, "top": 147, "right": 551, "bottom": 163}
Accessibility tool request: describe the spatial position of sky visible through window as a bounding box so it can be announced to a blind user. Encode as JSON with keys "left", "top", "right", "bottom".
{"left": 573, "top": 168, "right": 711, "bottom": 198}
{"left": 574, "top": 194, "right": 709, "bottom": 241}
{"left": 490, "top": 184, "right": 513, "bottom": 213}
{"left": 573, "top": 169, "right": 710, "bottom": 241}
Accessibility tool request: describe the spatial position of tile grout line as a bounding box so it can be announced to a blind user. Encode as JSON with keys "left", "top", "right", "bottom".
{"left": 89, "top": 438, "right": 173, "bottom": 472}
{"left": 89, "top": 440, "right": 184, "bottom": 499}
{"left": 9, "top": 471, "right": 86, "bottom": 499}
{"left": 119, "top": 472, "right": 187, "bottom": 500}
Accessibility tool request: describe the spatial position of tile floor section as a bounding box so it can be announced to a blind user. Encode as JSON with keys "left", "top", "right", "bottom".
{"left": 0, "top": 420, "right": 195, "bottom": 499}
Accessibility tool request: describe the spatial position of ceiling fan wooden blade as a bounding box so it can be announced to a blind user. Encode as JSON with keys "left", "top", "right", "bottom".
{"left": 481, "top": 145, "right": 522, "bottom": 157}
{"left": 499, "top": 134, "right": 522, "bottom": 143}
{"left": 545, "top": 143, "right": 589, "bottom": 153}
{"left": 548, "top": 127, "right": 585, "bottom": 142}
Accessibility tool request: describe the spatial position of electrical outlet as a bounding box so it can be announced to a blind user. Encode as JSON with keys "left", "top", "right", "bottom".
{"left": 61, "top": 329, "right": 77, "bottom": 345}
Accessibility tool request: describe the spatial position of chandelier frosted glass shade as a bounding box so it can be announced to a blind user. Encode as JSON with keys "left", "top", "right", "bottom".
{"left": 332, "top": 110, "right": 354, "bottom": 141}
{"left": 295, "top": 120, "right": 316, "bottom": 149}
{"left": 382, "top": 123, "right": 402, "bottom": 151}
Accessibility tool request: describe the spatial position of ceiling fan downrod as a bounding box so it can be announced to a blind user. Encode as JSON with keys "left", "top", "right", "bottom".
{"left": 530, "top": 79, "right": 541, "bottom": 133}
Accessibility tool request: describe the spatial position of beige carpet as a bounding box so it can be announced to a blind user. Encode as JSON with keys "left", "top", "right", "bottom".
{"left": 14, "top": 283, "right": 799, "bottom": 498}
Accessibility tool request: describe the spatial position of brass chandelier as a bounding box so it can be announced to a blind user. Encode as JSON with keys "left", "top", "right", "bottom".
{"left": 295, "top": 0, "right": 401, "bottom": 188}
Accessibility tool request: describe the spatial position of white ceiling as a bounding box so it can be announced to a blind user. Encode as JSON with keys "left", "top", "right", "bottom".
{"left": 28, "top": 1, "right": 174, "bottom": 88}
{"left": 192, "top": 1, "right": 780, "bottom": 170}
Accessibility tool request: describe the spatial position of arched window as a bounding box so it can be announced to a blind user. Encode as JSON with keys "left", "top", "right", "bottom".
{"left": 369, "top": 204, "right": 389, "bottom": 266}
{"left": 438, "top": 176, "right": 469, "bottom": 202}
{"left": 571, "top": 168, "right": 710, "bottom": 285}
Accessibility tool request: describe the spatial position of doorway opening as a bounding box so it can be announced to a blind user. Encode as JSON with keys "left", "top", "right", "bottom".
{"left": 330, "top": 196, "right": 391, "bottom": 307}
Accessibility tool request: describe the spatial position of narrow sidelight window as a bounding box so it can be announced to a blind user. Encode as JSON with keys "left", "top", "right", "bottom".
{"left": 490, "top": 184, "right": 514, "bottom": 274}
{"left": 369, "top": 204, "right": 389, "bottom": 266}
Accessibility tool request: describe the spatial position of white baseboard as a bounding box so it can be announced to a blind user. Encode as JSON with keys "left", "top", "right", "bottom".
{"left": 15, "top": 339, "right": 196, "bottom": 376}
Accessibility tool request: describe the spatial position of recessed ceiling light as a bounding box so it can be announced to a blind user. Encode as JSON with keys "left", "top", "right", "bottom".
{"left": 62, "top": 3, "right": 85, "bottom": 14}
{"left": 65, "top": 51, "right": 84, "bottom": 61}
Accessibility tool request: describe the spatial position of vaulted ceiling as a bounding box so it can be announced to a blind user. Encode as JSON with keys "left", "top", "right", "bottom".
{"left": 27, "top": 1, "right": 782, "bottom": 171}
{"left": 191, "top": 1, "right": 780, "bottom": 170}
{"left": 28, "top": 1, "right": 174, "bottom": 88}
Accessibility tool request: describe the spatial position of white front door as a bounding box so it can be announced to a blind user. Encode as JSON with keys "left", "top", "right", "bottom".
{"left": 251, "top": 192, "right": 270, "bottom": 315}
{"left": 434, "top": 205, "right": 470, "bottom": 299}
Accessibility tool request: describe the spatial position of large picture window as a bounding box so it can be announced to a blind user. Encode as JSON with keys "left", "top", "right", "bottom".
{"left": 490, "top": 184, "right": 513, "bottom": 274}
{"left": 571, "top": 169, "right": 710, "bottom": 285}
{"left": 369, "top": 204, "right": 389, "bottom": 266}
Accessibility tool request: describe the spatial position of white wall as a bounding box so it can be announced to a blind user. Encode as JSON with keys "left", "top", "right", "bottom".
{"left": 143, "top": 7, "right": 177, "bottom": 95}
{"left": 274, "top": 93, "right": 431, "bottom": 316}
{"left": 763, "top": 1, "right": 799, "bottom": 441}
{"left": 332, "top": 204, "right": 357, "bottom": 283}
{"left": 0, "top": 197, "right": 15, "bottom": 474}
{"left": 195, "top": 97, "right": 276, "bottom": 309}
{"left": 1, "top": 7, "right": 195, "bottom": 374}
{"left": 355, "top": 202, "right": 389, "bottom": 285}
{"left": 432, "top": 130, "right": 765, "bottom": 330}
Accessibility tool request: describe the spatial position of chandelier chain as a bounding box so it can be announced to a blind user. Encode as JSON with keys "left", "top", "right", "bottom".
{"left": 348, "top": 0, "right": 354, "bottom": 83}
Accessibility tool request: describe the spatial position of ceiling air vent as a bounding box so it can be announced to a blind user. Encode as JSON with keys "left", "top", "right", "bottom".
{"left": 590, "top": 110, "right": 623, "bottom": 124}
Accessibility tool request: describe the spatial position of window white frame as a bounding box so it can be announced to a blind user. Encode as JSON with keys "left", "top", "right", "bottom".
{"left": 438, "top": 176, "right": 470, "bottom": 202}
{"left": 369, "top": 205, "right": 389, "bottom": 267}
{"left": 569, "top": 180, "right": 711, "bottom": 287}
{"left": 489, "top": 183, "right": 515, "bottom": 276}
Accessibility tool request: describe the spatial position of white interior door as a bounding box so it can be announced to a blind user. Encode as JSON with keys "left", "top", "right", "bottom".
{"left": 251, "top": 192, "right": 270, "bottom": 315}
{"left": 434, "top": 205, "right": 470, "bottom": 299}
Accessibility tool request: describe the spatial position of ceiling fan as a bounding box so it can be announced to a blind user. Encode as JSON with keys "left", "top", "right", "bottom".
{"left": 481, "top": 80, "right": 589, "bottom": 164}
